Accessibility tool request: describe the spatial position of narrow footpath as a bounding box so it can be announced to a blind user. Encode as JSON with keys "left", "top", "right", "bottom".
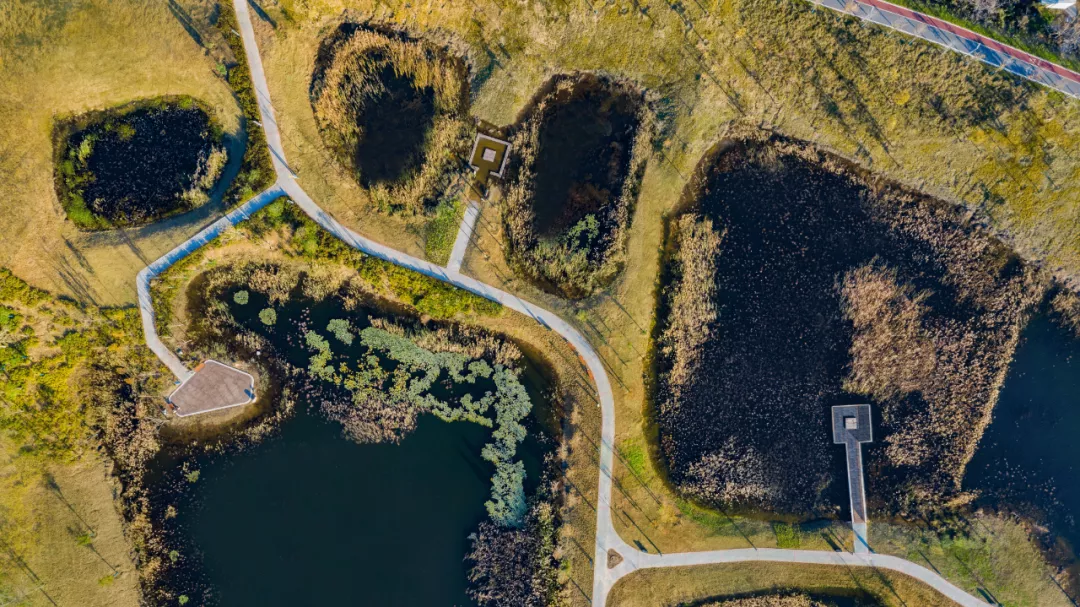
{"left": 132, "top": 2, "right": 996, "bottom": 605}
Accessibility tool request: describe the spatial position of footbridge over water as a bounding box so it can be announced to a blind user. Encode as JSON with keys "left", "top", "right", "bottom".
{"left": 833, "top": 404, "right": 873, "bottom": 554}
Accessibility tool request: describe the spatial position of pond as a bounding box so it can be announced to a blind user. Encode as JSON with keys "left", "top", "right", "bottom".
{"left": 155, "top": 286, "right": 554, "bottom": 605}
{"left": 530, "top": 77, "right": 642, "bottom": 237}
{"left": 54, "top": 98, "right": 226, "bottom": 228}
{"left": 352, "top": 63, "right": 437, "bottom": 187}
{"left": 964, "top": 312, "right": 1080, "bottom": 553}
{"left": 651, "top": 138, "right": 1032, "bottom": 517}
{"left": 172, "top": 406, "right": 546, "bottom": 606}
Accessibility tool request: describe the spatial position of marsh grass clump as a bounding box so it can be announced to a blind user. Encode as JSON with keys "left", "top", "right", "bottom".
{"left": 53, "top": 96, "right": 228, "bottom": 229}
{"left": 699, "top": 593, "right": 842, "bottom": 607}
{"left": 311, "top": 24, "right": 471, "bottom": 215}
{"left": 652, "top": 135, "right": 1043, "bottom": 518}
{"left": 502, "top": 73, "right": 654, "bottom": 299}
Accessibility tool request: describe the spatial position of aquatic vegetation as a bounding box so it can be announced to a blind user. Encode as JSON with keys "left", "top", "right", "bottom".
{"left": 311, "top": 24, "right": 471, "bottom": 215}
{"left": 502, "top": 73, "right": 654, "bottom": 298}
{"left": 302, "top": 319, "right": 533, "bottom": 527}
{"left": 53, "top": 97, "right": 228, "bottom": 229}
{"left": 191, "top": 257, "right": 535, "bottom": 528}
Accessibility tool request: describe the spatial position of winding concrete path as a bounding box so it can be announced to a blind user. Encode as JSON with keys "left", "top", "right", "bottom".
{"left": 132, "top": 2, "right": 993, "bottom": 605}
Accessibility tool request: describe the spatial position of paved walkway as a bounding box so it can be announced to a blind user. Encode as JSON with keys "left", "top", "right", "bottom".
{"left": 129, "top": 2, "right": 993, "bottom": 605}
{"left": 811, "top": 0, "right": 1080, "bottom": 98}
{"left": 446, "top": 201, "right": 481, "bottom": 273}
{"left": 136, "top": 184, "right": 285, "bottom": 382}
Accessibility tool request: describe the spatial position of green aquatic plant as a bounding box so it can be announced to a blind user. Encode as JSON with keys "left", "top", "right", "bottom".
{"left": 327, "top": 318, "right": 354, "bottom": 345}
{"left": 233, "top": 290, "right": 249, "bottom": 305}
{"left": 259, "top": 308, "right": 276, "bottom": 326}
{"left": 299, "top": 320, "right": 533, "bottom": 527}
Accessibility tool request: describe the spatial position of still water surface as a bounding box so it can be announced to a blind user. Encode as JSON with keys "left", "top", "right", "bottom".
{"left": 965, "top": 314, "right": 1080, "bottom": 551}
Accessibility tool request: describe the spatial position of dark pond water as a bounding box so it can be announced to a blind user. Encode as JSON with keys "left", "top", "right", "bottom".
{"left": 62, "top": 103, "right": 219, "bottom": 223}
{"left": 353, "top": 63, "right": 437, "bottom": 187}
{"left": 531, "top": 77, "right": 641, "bottom": 236}
{"left": 964, "top": 313, "right": 1080, "bottom": 551}
{"left": 157, "top": 288, "right": 552, "bottom": 605}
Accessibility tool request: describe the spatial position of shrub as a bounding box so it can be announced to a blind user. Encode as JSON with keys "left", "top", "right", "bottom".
{"left": 771, "top": 522, "right": 800, "bottom": 548}
{"left": 466, "top": 495, "right": 563, "bottom": 605}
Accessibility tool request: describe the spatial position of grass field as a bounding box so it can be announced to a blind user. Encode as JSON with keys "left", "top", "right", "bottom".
{"left": 0, "top": 454, "right": 140, "bottom": 607}
{"left": 0, "top": 0, "right": 242, "bottom": 306}
{"left": 607, "top": 561, "right": 964, "bottom": 607}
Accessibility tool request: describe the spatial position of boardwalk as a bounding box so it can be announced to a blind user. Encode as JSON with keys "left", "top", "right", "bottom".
{"left": 126, "top": 2, "right": 996, "bottom": 605}
{"left": 810, "top": 0, "right": 1080, "bottom": 98}
{"left": 832, "top": 404, "right": 874, "bottom": 554}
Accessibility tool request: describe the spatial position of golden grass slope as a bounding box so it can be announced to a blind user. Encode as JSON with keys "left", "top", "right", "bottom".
{"left": 0, "top": 0, "right": 241, "bottom": 306}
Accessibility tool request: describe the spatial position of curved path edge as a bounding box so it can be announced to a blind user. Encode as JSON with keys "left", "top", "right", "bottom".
{"left": 129, "top": 2, "right": 991, "bottom": 606}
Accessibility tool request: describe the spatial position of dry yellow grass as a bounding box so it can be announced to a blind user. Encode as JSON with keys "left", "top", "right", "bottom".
{"left": 0, "top": 449, "right": 139, "bottom": 607}
{"left": 607, "top": 561, "right": 960, "bottom": 607}
{"left": 0, "top": 0, "right": 241, "bottom": 306}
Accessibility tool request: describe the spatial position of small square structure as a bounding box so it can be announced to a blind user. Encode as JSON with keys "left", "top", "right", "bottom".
{"left": 468, "top": 133, "right": 512, "bottom": 201}
{"left": 832, "top": 404, "right": 873, "bottom": 444}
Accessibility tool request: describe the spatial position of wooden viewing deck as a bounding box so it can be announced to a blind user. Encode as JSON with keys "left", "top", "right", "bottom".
{"left": 832, "top": 404, "right": 873, "bottom": 554}
{"left": 167, "top": 360, "right": 256, "bottom": 417}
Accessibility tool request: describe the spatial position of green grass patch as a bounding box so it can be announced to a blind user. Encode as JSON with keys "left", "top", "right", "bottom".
{"left": 618, "top": 436, "right": 649, "bottom": 480}
{"left": 771, "top": 522, "right": 801, "bottom": 548}
{"left": 424, "top": 197, "right": 464, "bottom": 265}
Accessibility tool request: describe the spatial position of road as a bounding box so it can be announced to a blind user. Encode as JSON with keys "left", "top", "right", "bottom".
{"left": 810, "top": 0, "right": 1080, "bottom": 98}
{"left": 132, "top": 2, "right": 994, "bottom": 605}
